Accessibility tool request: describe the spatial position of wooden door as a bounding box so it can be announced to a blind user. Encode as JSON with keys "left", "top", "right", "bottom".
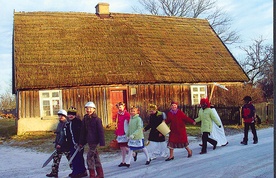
{"left": 110, "top": 90, "right": 127, "bottom": 123}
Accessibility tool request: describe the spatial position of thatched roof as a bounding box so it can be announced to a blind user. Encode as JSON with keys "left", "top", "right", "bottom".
{"left": 13, "top": 11, "right": 249, "bottom": 91}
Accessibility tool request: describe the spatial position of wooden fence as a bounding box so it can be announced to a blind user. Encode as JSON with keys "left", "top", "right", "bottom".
{"left": 254, "top": 102, "right": 274, "bottom": 124}
{"left": 162, "top": 102, "right": 274, "bottom": 125}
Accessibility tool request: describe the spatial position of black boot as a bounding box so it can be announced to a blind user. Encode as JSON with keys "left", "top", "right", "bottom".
{"left": 46, "top": 172, "right": 58, "bottom": 177}
{"left": 133, "top": 152, "right": 138, "bottom": 161}
{"left": 240, "top": 141, "right": 247, "bottom": 145}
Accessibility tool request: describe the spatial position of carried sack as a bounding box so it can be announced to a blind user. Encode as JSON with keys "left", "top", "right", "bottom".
{"left": 116, "top": 135, "right": 128, "bottom": 143}
{"left": 109, "top": 139, "right": 120, "bottom": 149}
{"left": 128, "top": 139, "right": 143, "bottom": 147}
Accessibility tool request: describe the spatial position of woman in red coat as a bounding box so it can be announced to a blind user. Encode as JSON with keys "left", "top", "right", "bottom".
{"left": 165, "top": 101, "right": 196, "bottom": 161}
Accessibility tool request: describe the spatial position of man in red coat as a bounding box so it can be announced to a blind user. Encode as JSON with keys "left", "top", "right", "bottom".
{"left": 165, "top": 101, "right": 196, "bottom": 161}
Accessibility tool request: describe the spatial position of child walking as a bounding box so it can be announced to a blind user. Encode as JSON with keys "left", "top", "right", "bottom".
{"left": 66, "top": 106, "right": 87, "bottom": 177}
{"left": 46, "top": 109, "right": 71, "bottom": 177}
{"left": 115, "top": 102, "right": 131, "bottom": 167}
{"left": 79, "top": 102, "right": 105, "bottom": 178}
{"left": 125, "top": 106, "right": 150, "bottom": 167}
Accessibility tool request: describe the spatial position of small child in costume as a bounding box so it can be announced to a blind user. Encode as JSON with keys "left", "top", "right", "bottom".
{"left": 125, "top": 106, "right": 150, "bottom": 167}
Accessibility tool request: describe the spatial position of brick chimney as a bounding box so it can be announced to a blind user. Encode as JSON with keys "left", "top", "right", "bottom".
{"left": 95, "top": 3, "right": 110, "bottom": 18}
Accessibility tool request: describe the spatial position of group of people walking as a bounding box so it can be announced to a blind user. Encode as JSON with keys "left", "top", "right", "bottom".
{"left": 45, "top": 95, "right": 258, "bottom": 178}
{"left": 46, "top": 102, "right": 105, "bottom": 178}
{"left": 115, "top": 98, "right": 224, "bottom": 166}
{"left": 114, "top": 95, "right": 259, "bottom": 167}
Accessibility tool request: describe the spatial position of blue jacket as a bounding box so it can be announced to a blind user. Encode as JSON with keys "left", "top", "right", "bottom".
{"left": 54, "top": 120, "right": 70, "bottom": 152}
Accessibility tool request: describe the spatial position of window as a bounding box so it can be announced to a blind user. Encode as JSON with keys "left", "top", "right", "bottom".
{"left": 39, "top": 90, "right": 62, "bottom": 118}
{"left": 191, "top": 85, "right": 207, "bottom": 105}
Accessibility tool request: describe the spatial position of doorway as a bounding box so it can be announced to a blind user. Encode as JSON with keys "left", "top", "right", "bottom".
{"left": 110, "top": 89, "right": 127, "bottom": 124}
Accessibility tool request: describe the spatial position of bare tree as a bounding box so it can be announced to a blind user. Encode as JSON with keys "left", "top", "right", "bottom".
{"left": 0, "top": 84, "right": 16, "bottom": 111}
{"left": 239, "top": 37, "right": 273, "bottom": 100}
{"left": 137, "top": 0, "right": 239, "bottom": 44}
{"left": 240, "top": 37, "right": 273, "bottom": 84}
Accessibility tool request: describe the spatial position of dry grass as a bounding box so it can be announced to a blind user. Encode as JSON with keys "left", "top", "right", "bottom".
{"left": 0, "top": 119, "right": 271, "bottom": 154}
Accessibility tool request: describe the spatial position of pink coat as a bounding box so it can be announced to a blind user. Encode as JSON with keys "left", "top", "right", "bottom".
{"left": 165, "top": 109, "right": 194, "bottom": 143}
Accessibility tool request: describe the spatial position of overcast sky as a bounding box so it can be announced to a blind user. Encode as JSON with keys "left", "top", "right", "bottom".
{"left": 0, "top": 0, "right": 273, "bottom": 94}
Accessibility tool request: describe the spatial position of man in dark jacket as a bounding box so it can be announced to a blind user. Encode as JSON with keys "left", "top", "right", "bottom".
{"left": 241, "top": 96, "right": 258, "bottom": 145}
{"left": 67, "top": 106, "right": 87, "bottom": 178}
{"left": 46, "top": 109, "right": 71, "bottom": 177}
{"left": 79, "top": 102, "right": 105, "bottom": 178}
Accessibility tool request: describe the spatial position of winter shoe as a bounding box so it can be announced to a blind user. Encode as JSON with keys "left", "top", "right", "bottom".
{"left": 253, "top": 141, "right": 258, "bottom": 144}
{"left": 165, "top": 156, "right": 174, "bottom": 161}
{"left": 133, "top": 152, "right": 138, "bottom": 161}
{"left": 240, "top": 141, "right": 247, "bottom": 145}
{"left": 118, "top": 162, "right": 126, "bottom": 167}
{"left": 145, "top": 160, "right": 151, "bottom": 165}
{"left": 46, "top": 172, "right": 58, "bottom": 177}
{"left": 213, "top": 142, "right": 217, "bottom": 150}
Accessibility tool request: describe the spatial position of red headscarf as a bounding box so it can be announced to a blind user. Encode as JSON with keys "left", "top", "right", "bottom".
{"left": 200, "top": 98, "right": 210, "bottom": 108}
{"left": 171, "top": 101, "right": 178, "bottom": 105}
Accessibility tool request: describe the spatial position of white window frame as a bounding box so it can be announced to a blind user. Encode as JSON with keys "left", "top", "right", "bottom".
{"left": 190, "top": 85, "right": 207, "bottom": 105}
{"left": 39, "top": 90, "right": 62, "bottom": 118}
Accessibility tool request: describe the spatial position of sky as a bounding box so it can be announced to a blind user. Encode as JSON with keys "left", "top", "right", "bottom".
{"left": 0, "top": 0, "right": 273, "bottom": 95}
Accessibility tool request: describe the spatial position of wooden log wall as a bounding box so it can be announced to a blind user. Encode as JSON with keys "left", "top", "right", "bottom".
{"left": 18, "top": 90, "right": 40, "bottom": 118}
{"left": 62, "top": 87, "right": 110, "bottom": 125}
{"left": 17, "top": 83, "right": 237, "bottom": 128}
{"left": 127, "top": 84, "right": 191, "bottom": 120}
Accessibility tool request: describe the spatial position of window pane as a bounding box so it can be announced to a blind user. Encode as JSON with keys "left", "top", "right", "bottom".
{"left": 200, "top": 87, "right": 205, "bottom": 92}
{"left": 52, "top": 99, "right": 60, "bottom": 115}
{"left": 41, "top": 93, "right": 50, "bottom": 98}
{"left": 52, "top": 92, "right": 59, "bottom": 97}
{"left": 43, "top": 100, "right": 50, "bottom": 106}
{"left": 43, "top": 110, "right": 51, "bottom": 116}
{"left": 42, "top": 100, "right": 50, "bottom": 116}
{"left": 200, "top": 94, "right": 206, "bottom": 98}
{"left": 193, "top": 87, "right": 198, "bottom": 92}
